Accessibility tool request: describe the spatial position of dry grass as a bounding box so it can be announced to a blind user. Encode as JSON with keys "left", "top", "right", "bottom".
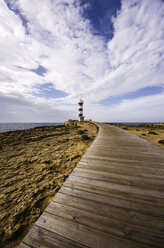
{"left": 0, "top": 122, "right": 98, "bottom": 248}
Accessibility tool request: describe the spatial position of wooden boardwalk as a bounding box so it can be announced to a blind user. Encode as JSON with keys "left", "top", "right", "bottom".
{"left": 20, "top": 123, "right": 164, "bottom": 248}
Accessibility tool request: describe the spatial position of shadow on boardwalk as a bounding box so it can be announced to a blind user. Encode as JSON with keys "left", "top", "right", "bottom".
{"left": 20, "top": 123, "right": 164, "bottom": 248}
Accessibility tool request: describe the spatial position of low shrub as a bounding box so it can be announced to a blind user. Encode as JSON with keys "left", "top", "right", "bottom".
{"left": 122, "top": 127, "right": 128, "bottom": 130}
{"left": 136, "top": 129, "right": 140, "bottom": 131}
{"left": 81, "top": 134, "right": 90, "bottom": 140}
{"left": 148, "top": 131, "right": 158, "bottom": 135}
{"left": 142, "top": 133, "right": 146, "bottom": 136}
{"left": 77, "top": 129, "right": 85, "bottom": 134}
{"left": 44, "top": 160, "right": 52, "bottom": 164}
{"left": 158, "top": 140, "right": 164, "bottom": 144}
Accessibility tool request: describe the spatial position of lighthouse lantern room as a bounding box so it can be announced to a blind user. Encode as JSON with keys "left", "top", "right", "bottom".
{"left": 78, "top": 99, "right": 84, "bottom": 121}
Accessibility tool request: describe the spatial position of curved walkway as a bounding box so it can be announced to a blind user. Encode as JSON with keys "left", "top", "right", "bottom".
{"left": 20, "top": 123, "right": 164, "bottom": 248}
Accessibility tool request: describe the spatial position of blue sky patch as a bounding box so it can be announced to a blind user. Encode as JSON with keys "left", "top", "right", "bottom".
{"left": 30, "top": 65, "right": 47, "bottom": 77}
{"left": 81, "top": 0, "right": 121, "bottom": 41}
{"left": 33, "top": 83, "right": 69, "bottom": 99}
{"left": 99, "top": 86, "right": 164, "bottom": 106}
{"left": 4, "top": 0, "right": 29, "bottom": 34}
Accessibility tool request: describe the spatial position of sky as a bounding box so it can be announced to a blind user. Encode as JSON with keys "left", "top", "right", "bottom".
{"left": 0, "top": 0, "right": 164, "bottom": 122}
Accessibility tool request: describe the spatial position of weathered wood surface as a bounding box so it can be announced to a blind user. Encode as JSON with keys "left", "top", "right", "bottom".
{"left": 20, "top": 123, "right": 164, "bottom": 248}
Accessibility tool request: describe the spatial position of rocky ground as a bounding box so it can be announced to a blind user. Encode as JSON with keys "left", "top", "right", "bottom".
{"left": 110, "top": 123, "right": 164, "bottom": 149}
{"left": 0, "top": 122, "right": 98, "bottom": 248}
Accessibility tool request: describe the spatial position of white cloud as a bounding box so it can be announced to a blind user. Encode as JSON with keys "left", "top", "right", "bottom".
{"left": 0, "top": 0, "right": 164, "bottom": 122}
{"left": 105, "top": 0, "right": 164, "bottom": 93}
{"left": 86, "top": 93, "right": 164, "bottom": 122}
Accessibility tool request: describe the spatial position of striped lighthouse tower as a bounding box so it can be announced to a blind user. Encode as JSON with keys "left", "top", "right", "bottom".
{"left": 78, "top": 98, "right": 84, "bottom": 121}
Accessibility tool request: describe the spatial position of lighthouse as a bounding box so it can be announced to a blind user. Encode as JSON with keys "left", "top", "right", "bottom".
{"left": 78, "top": 98, "right": 84, "bottom": 121}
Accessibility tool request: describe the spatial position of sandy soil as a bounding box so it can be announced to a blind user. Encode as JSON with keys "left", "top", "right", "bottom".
{"left": 110, "top": 123, "right": 164, "bottom": 149}
{"left": 0, "top": 122, "right": 98, "bottom": 248}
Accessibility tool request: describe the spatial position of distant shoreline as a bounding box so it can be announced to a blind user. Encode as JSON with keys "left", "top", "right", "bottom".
{"left": 0, "top": 122, "right": 63, "bottom": 133}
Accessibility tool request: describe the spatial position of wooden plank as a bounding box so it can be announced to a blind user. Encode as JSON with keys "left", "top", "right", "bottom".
{"left": 79, "top": 159, "right": 164, "bottom": 171}
{"left": 66, "top": 175, "right": 164, "bottom": 199}
{"left": 45, "top": 201, "right": 164, "bottom": 247}
{"left": 77, "top": 162, "right": 164, "bottom": 178}
{"left": 23, "top": 225, "right": 88, "bottom": 248}
{"left": 51, "top": 193, "right": 164, "bottom": 231}
{"left": 84, "top": 148, "right": 164, "bottom": 161}
{"left": 46, "top": 202, "right": 126, "bottom": 237}
{"left": 62, "top": 180, "right": 164, "bottom": 207}
{"left": 74, "top": 166, "right": 164, "bottom": 182}
{"left": 58, "top": 187, "right": 164, "bottom": 216}
{"left": 35, "top": 212, "right": 149, "bottom": 248}
{"left": 83, "top": 150, "right": 164, "bottom": 163}
{"left": 86, "top": 143, "right": 163, "bottom": 155}
{"left": 71, "top": 168, "right": 164, "bottom": 190}
{"left": 81, "top": 155, "right": 164, "bottom": 167}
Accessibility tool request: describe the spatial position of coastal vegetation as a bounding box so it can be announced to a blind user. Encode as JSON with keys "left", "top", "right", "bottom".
{"left": 0, "top": 122, "right": 98, "bottom": 248}
{"left": 158, "top": 139, "right": 164, "bottom": 144}
{"left": 148, "top": 131, "right": 158, "bottom": 135}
